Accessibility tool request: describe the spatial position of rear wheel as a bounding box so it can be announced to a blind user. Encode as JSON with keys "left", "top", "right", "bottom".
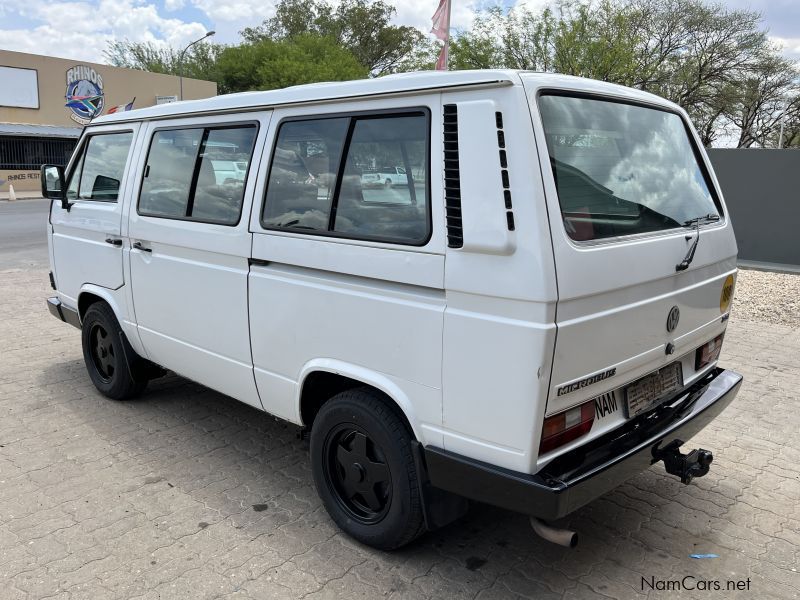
{"left": 310, "top": 388, "right": 425, "bottom": 550}
{"left": 81, "top": 302, "right": 148, "bottom": 400}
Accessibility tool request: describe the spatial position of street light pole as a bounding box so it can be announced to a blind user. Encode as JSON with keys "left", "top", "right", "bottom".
{"left": 178, "top": 30, "right": 215, "bottom": 101}
{"left": 777, "top": 97, "right": 792, "bottom": 149}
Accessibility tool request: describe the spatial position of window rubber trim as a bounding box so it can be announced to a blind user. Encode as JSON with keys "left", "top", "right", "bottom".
{"left": 135, "top": 120, "right": 260, "bottom": 227}
{"left": 535, "top": 89, "right": 725, "bottom": 246}
{"left": 64, "top": 130, "right": 135, "bottom": 204}
{"left": 259, "top": 106, "right": 433, "bottom": 248}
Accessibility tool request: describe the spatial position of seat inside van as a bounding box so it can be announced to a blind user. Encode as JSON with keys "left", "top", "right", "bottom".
{"left": 191, "top": 157, "right": 245, "bottom": 223}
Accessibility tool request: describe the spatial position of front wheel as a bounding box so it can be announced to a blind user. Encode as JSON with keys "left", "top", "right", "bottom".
{"left": 81, "top": 302, "right": 148, "bottom": 400}
{"left": 310, "top": 388, "right": 425, "bottom": 550}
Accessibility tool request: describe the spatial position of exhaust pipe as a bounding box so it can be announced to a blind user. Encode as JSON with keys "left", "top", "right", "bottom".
{"left": 530, "top": 517, "right": 578, "bottom": 548}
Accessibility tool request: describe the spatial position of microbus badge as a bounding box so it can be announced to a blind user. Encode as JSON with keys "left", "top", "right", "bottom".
{"left": 557, "top": 368, "right": 617, "bottom": 396}
{"left": 666, "top": 306, "right": 680, "bottom": 332}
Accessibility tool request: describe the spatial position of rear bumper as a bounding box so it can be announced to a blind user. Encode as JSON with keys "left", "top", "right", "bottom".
{"left": 47, "top": 297, "right": 81, "bottom": 330}
{"left": 424, "top": 367, "right": 742, "bottom": 520}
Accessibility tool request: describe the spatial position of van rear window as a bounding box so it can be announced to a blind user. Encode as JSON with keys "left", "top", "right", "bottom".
{"left": 538, "top": 94, "right": 721, "bottom": 242}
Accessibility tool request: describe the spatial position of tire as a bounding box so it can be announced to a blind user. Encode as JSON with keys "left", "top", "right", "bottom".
{"left": 310, "top": 388, "right": 425, "bottom": 550}
{"left": 81, "top": 302, "right": 148, "bottom": 400}
{"left": 384, "top": 178, "right": 392, "bottom": 188}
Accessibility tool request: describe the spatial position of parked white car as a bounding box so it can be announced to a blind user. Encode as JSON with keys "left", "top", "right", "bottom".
{"left": 41, "top": 70, "right": 742, "bottom": 550}
{"left": 361, "top": 166, "right": 408, "bottom": 187}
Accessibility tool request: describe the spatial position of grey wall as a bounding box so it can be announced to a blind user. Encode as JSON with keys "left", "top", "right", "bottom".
{"left": 707, "top": 149, "right": 799, "bottom": 267}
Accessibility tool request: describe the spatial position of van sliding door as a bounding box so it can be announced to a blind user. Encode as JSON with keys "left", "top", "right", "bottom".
{"left": 126, "top": 112, "right": 271, "bottom": 409}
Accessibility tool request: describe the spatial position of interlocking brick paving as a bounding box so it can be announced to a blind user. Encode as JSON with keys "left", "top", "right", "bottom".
{"left": 1, "top": 267, "right": 798, "bottom": 599}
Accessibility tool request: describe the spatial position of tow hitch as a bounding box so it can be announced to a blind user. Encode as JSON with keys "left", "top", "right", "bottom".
{"left": 654, "top": 441, "right": 713, "bottom": 485}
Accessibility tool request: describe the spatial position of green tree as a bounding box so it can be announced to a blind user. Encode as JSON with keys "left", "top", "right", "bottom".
{"left": 241, "top": 0, "right": 422, "bottom": 75}
{"left": 725, "top": 53, "right": 800, "bottom": 148}
{"left": 440, "top": 0, "right": 798, "bottom": 147}
{"left": 104, "top": 39, "right": 222, "bottom": 83}
{"left": 216, "top": 34, "right": 368, "bottom": 93}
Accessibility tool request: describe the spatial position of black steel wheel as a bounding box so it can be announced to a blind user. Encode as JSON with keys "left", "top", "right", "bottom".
{"left": 81, "top": 301, "right": 148, "bottom": 400}
{"left": 323, "top": 424, "right": 393, "bottom": 524}
{"left": 310, "top": 388, "right": 425, "bottom": 550}
{"left": 89, "top": 322, "right": 116, "bottom": 383}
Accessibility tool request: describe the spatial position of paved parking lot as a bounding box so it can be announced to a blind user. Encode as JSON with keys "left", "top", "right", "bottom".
{"left": 1, "top": 262, "right": 798, "bottom": 599}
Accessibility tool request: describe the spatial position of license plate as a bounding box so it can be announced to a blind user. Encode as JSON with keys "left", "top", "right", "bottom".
{"left": 624, "top": 362, "right": 683, "bottom": 418}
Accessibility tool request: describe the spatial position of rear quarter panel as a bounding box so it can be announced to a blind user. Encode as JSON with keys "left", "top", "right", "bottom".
{"left": 440, "top": 82, "right": 559, "bottom": 474}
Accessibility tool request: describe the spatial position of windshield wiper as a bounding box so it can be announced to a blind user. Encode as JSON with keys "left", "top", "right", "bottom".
{"left": 675, "top": 214, "right": 720, "bottom": 272}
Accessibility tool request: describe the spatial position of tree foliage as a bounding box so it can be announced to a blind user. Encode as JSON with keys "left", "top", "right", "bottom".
{"left": 443, "top": 0, "right": 799, "bottom": 147}
{"left": 242, "top": 0, "right": 423, "bottom": 75}
{"left": 104, "top": 39, "right": 222, "bottom": 84}
{"left": 216, "top": 34, "right": 367, "bottom": 93}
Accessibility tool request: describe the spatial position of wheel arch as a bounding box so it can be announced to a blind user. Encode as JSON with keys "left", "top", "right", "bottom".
{"left": 77, "top": 284, "right": 145, "bottom": 357}
{"left": 77, "top": 285, "right": 123, "bottom": 320}
{"left": 297, "top": 360, "right": 421, "bottom": 442}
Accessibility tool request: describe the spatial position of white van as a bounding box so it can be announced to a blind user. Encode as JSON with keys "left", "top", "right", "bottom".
{"left": 41, "top": 70, "right": 742, "bottom": 550}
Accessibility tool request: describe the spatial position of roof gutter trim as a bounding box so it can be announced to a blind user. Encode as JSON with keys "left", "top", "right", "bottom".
{"left": 93, "top": 79, "right": 515, "bottom": 126}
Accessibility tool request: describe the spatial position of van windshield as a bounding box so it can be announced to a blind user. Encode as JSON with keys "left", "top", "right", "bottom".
{"left": 538, "top": 94, "right": 720, "bottom": 242}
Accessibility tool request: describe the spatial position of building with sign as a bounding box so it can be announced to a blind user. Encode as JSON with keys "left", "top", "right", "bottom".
{"left": 1, "top": 49, "right": 217, "bottom": 193}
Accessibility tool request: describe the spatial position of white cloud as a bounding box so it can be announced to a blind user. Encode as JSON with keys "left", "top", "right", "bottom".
{"left": 388, "top": 0, "right": 478, "bottom": 32}
{"left": 0, "top": 0, "right": 209, "bottom": 61}
{"left": 514, "top": 0, "right": 554, "bottom": 14}
{"left": 770, "top": 36, "right": 800, "bottom": 60}
{"left": 189, "top": 0, "right": 276, "bottom": 24}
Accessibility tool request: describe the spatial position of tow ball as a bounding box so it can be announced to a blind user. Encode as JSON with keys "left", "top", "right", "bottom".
{"left": 654, "top": 441, "right": 714, "bottom": 485}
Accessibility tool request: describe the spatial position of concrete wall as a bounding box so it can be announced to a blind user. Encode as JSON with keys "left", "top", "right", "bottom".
{"left": 707, "top": 149, "right": 800, "bottom": 267}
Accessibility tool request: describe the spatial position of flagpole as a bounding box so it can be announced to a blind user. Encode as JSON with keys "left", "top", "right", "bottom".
{"left": 444, "top": 0, "right": 452, "bottom": 70}
{"left": 431, "top": 0, "right": 452, "bottom": 71}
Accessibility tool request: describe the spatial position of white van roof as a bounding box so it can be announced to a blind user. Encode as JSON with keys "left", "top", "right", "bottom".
{"left": 93, "top": 70, "right": 518, "bottom": 124}
{"left": 93, "top": 69, "right": 677, "bottom": 125}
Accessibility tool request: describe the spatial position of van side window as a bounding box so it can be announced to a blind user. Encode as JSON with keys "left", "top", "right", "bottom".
{"left": 262, "top": 111, "right": 430, "bottom": 245}
{"left": 334, "top": 115, "right": 428, "bottom": 244}
{"left": 138, "top": 125, "right": 257, "bottom": 225}
{"left": 65, "top": 132, "right": 133, "bottom": 202}
{"left": 262, "top": 118, "right": 348, "bottom": 231}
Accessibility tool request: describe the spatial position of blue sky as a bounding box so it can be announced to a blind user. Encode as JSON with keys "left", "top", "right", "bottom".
{"left": 0, "top": 0, "right": 797, "bottom": 65}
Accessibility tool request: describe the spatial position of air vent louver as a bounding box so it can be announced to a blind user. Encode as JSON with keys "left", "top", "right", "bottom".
{"left": 496, "top": 111, "right": 514, "bottom": 231}
{"left": 443, "top": 104, "right": 463, "bottom": 248}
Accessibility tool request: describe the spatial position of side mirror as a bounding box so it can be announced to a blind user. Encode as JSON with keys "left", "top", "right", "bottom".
{"left": 41, "top": 165, "right": 70, "bottom": 209}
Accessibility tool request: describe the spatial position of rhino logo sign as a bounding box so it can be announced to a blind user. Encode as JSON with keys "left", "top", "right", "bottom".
{"left": 65, "top": 65, "right": 105, "bottom": 125}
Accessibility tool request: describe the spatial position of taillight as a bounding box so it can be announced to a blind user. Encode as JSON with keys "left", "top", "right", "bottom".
{"left": 540, "top": 400, "right": 595, "bottom": 454}
{"left": 696, "top": 333, "right": 725, "bottom": 370}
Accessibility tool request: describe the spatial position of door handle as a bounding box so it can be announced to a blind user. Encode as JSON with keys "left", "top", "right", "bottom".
{"left": 105, "top": 238, "right": 122, "bottom": 247}
{"left": 132, "top": 241, "right": 152, "bottom": 253}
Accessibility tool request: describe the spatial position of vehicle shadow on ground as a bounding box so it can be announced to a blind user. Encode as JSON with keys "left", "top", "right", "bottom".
{"left": 43, "top": 359, "right": 703, "bottom": 598}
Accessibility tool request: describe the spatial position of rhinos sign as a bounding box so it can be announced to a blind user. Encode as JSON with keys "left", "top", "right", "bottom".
{"left": 65, "top": 65, "right": 105, "bottom": 125}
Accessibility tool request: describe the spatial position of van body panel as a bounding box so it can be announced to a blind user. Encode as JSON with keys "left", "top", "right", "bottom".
{"left": 295, "top": 358, "right": 442, "bottom": 445}
{"left": 251, "top": 233, "right": 444, "bottom": 289}
{"left": 441, "top": 296, "right": 556, "bottom": 472}
{"left": 248, "top": 97, "right": 447, "bottom": 435}
{"left": 440, "top": 84, "right": 559, "bottom": 473}
{"left": 248, "top": 261, "right": 446, "bottom": 426}
{"left": 455, "top": 99, "right": 515, "bottom": 255}
{"left": 125, "top": 112, "right": 271, "bottom": 410}
{"left": 50, "top": 122, "right": 142, "bottom": 303}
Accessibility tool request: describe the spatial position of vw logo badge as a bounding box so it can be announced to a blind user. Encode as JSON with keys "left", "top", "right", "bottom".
{"left": 666, "top": 306, "right": 680, "bottom": 332}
